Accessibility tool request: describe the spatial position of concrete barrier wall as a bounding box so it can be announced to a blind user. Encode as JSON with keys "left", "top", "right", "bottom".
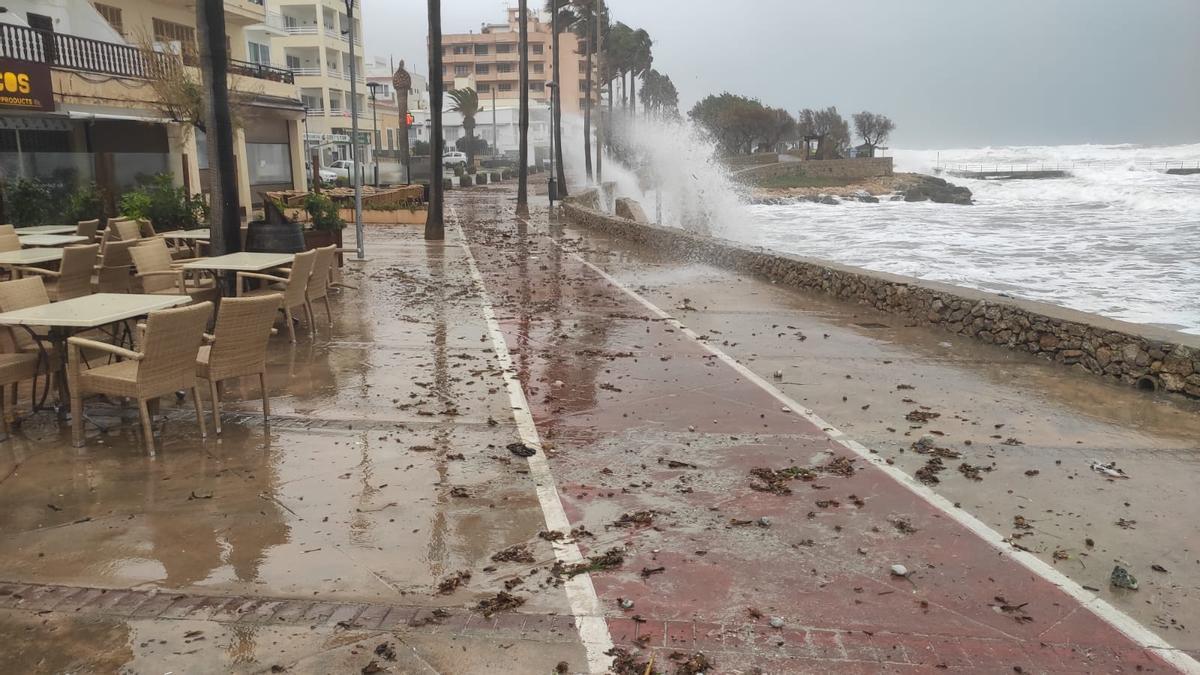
{"left": 562, "top": 196, "right": 1200, "bottom": 399}
{"left": 736, "top": 157, "right": 894, "bottom": 182}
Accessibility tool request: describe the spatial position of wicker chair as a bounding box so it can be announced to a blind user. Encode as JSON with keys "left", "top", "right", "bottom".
{"left": 112, "top": 220, "right": 142, "bottom": 241}
{"left": 306, "top": 244, "right": 336, "bottom": 328}
{"left": 14, "top": 244, "right": 99, "bottom": 302}
{"left": 0, "top": 351, "right": 38, "bottom": 438}
{"left": 93, "top": 238, "right": 139, "bottom": 293}
{"left": 68, "top": 301, "right": 213, "bottom": 451}
{"left": 0, "top": 234, "right": 21, "bottom": 253}
{"left": 130, "top": 239, "right": 216, "bottom": 301}
{"left": 75, "top": 219, "right": 100, "bottom": 240}
{"left": 196, "top": 294, "right": 281, "bottom": 433}
{"left": 236, "top": 249, "right": 317, "bottom": 343}
{"left": 0, "top": 277, "right": 60, "bottom": 405}
{"left": 0, "top": 225, "right": 14, "bottom": 236}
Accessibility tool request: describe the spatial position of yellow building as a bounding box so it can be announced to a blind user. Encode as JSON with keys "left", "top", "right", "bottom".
{"left": 0, "top": 0, "right": 307, "bottom": 215}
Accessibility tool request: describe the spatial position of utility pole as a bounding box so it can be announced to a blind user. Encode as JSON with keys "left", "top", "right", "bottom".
{"left": 546, "top": 82, "right": 557, "bottom": 204}
{"left": 345, "top": 0, "right": 364, "bottom": 259}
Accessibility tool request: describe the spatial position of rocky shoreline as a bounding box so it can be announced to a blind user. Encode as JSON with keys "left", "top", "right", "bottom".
{"left": 750, "top": 172, "right": 973, "bottom": 206}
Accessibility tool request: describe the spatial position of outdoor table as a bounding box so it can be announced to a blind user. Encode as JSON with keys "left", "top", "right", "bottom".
{"left": 18, "top": 225, "right": 77, "bottom": 235}
{"left": 157, "top": 229, "right": 211, "bottom": 241}
{"left": 19, "top": 234, "right": 90, "bottom": 247}
{"left": 182, "top": 252, "right": 294, "bottom": 296}
{"left": 0, "top": 248, "right": 64, "bottom": 268}
{"left": 0, "top": 293, "right": 191, "bottom": 415}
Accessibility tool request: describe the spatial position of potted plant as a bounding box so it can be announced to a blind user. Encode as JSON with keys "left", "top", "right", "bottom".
{"left": 64, "top": 182, "right": 108, "bottom": 225}
{"left": 302, "top": 191, "right": 345, "bottom": 251}
{"left": 1, "top": 178, "right": 52, "bottom": 226}
{"left": 118, "top": 173, "right": 207, "bottom": 230}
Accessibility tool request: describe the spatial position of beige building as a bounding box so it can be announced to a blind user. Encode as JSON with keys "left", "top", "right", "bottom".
{"left": 440, "top": 7, "right": 594, "bottom": 116}
{"left": 274, "top": 0, "right": 369, "bottom": 167}
{"left": 0, "top": 0, "right": 308, "bottom": 213}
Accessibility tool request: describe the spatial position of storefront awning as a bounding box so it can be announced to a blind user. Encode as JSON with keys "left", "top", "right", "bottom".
{"left": 66, "top": 111, "right": 175, "bottom": 124}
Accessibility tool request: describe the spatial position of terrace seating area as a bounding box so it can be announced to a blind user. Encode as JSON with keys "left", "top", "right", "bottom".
{"left": 0, "top": 218, "right": 343, "bottom": 452}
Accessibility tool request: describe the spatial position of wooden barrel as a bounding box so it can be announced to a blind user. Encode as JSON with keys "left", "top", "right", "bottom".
{"left": 245, "top": 221, "right": 305, "bottom": 253}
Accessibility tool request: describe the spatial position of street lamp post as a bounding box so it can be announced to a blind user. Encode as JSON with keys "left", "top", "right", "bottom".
{"left": 491, "top": 87, "right": 497, "bottom": 161}
{"left": 344, "top": 0, "right": 364, "bottom": 260}
{"left": 545, "top": 82, "right": 558, "bottom": 204}
{"left": 367, "top": 80, "right": 381, "bottom": 187}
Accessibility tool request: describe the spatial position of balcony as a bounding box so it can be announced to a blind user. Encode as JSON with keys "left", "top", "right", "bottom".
{"left": 0, "top": 24, "right": 293, "bottom": 85}
{"left": 284, "top": 25, "right": 319, "bottom": 35}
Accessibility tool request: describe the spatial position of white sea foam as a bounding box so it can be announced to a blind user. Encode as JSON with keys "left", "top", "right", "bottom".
{"left": 566, "top": 124, "right": 1200, "bottom": 335}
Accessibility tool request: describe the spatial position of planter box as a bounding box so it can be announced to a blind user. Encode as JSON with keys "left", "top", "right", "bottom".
{"left": 337, "top": 207, "right": 428, "bottom": 225}
{"left": 303, "top": 228, "right": 344, "bottom": 266}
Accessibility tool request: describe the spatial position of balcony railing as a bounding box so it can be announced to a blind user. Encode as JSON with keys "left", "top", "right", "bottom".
{"left": 284, "top": 25, "right": 319, "bottom": 35}
{"left": 229, "top": 59, "right": 294, "bottom": 84}
{"left": 1, "top": 22, "right": 172, "bottom": 79}
{"left": 0, "top": 23, "right": 294, "bottom": 85}
{"left": 292, "top": 66, "right": 321, "bottom": 76}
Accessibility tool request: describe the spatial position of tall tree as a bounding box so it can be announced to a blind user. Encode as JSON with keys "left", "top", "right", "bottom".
{"left": 594, "top": 0, "right": 604, "bottom": 181}
{"left": 515, "top": 0, "right": 530, "bottom": 216}
{"left": 545, "top": 0, "right": 569, "bottom": 196}
{"left": 570, "top": 0, "right": 601, "bottom": 181}
{"left": 446, "top": 87, "right": 481, "bottom": 168}
{"left": 852, "top": 111, "right": 896, "bottom": 151}
{"left": 798, "top": 106, "right": 851, "bottom": 159}
{"left": 639, "top": 69, "right": 678, "bottom": 119}
{"left": 627, "top": 28, "right": 651, "bottom": 117}
{"left": 196, "top": 0, "right": 239, "bottom": 256}
{"left": 425, "top": 0, "right": 444, "bottom": 239}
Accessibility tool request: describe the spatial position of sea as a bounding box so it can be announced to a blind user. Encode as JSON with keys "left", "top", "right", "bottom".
{"left": 742, "top": 143, "right": 1200, "bottom": 334}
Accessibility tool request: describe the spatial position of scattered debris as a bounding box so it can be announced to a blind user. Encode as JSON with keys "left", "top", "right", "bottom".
{"left": 890, "top": 564, "right": 909, "bottom": 577}
{"left": 538, "top": 530, "right": 565, "bottom": 541}
{"left": 613, "top": 511, "right": 655, "bottom": 528}
{"left": 449, "top": 486, "right": 471, "bottom": 498}
{"left": 361, "top": 660, "right": 385, "bottom": 674}
{"left": 1001, "top": 437, "right": 1024, "bottom": 446}
{"left": 491, "top": 544, "right": 535, "bottom": 564}
{"left": 659, "top": 458, "right": 698, "bottom": 469}
{"left": 669, "top": 651, "right": 713, "bottom": 675}
{"left": 1151, "top": 564, "right": 1169, "bottom": 573}
{"left": 555, "top": 548, "right": 625, "bottom": 578}
{"left": 891, "top": 518, "right": 918, "bottom": 534}
{"left": 749, "top": 466, "right": 816, "bottom": 494}
{"left": 993, "top": 596, "right": 1034, "bottom": 623}
{"left": 640, "top": 566, "right": 666, "bottom": 578}
{"left": 555, "top": 662, "right": 570, "bottom": 674}
{"left": 1116, "top": 518, "right": 1137, "bottom": 529}
{"left": 1090, "top": 461, "right": 1129, "bottom": 479}
{"left": 474, "top": 591, "right": 526, "bottom": 617}
{"left": 958, "top": 462, "right": 993, "bottom": 481}
{"left": 1110, "top": 566, "right": 1139, "bottom": 590}
{"left": 407, "top": 608, "right": 450, "bottom": 627}
{"left": 619, "top": 598, "right": 635, "bottom": 610}
{"left": 606, "top": 647, "right": 652, "bottom": 675}
{"left": 819, "top": 456, "right": 857, "bottom": 477}
{"left": 905, "top": 409, "right": 941, "bottom": 423}
{"left": 915, "top": 457, "right": 945, "bottom": 485}
{"left": 373, "top": 642, "right": 397, "bottom": 662}
{"left": 768, "top": 616, "right": 785, "bottom": 628}
{"left": 436, "top": 570, "right": 471, "bottom": 595}
{"left": 507, "top": 442, "right": 537, "bottom": 458}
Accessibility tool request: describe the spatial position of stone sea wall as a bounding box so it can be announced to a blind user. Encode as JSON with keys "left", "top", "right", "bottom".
{"left": 736, "top": 157, "right": 894, "bottom": 182}
{"left": 562, "top": 195, "right": 1200, "bottom": 399}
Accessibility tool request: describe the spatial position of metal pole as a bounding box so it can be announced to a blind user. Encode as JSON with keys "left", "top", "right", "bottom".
{"left": 491, "top": 87, "right": 497, "bottom": 159}
{"left": 370, "top": 86, "right": 379, "bottom": 187}
{"left": 547, "top": 83, "right": 556, "bottom": 205}
{"left": 346, "top": 0, "right": 364, "bottom": 259}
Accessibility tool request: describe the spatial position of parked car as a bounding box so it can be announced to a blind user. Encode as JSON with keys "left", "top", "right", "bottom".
{"left": 327, "top": 159, "right": 365, "bottom": 181}
{"left": 442, "top": 151, "right": 468, "bottom": 168}
{"left": 307, "top": 162, "right": 337, "bottom": 185}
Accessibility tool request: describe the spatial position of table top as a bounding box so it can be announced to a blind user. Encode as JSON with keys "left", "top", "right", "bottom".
{"left": 157, "top": 229, "right": 211, "bottom": 241}
{"left": 18, "top": 225, "right": 77, "bottom": 235}
{"left": 181, "top": 252, "right": 293, "bottom": 272}
{"left": 19, "top": 234, "right": 90, "bottom": 247}
{"left": 0, "top": 293, "right": 190, "bottom": 328}
{"left": 0, "top": 248, "right": 64, "bottom": 266}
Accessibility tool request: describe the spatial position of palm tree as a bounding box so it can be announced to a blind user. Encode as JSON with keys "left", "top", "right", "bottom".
{"left": 425, "top": 0, "right": 444, "bottom": 239}
{"left": 446, "top": 87, "right": 481, "bottom": 169}
{"left": 516, "top": 0, "right": 529, "bottom": 216}
{"left": 627, "top": 29, "right": 651, "bottom": 119}
{"left": 545, "top": 0, "right": 570, "bottom": 196}
{"left": 195, "top": 0, "right": 239, "bottom": 256}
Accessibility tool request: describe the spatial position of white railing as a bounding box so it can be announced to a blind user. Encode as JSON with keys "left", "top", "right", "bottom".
{"left": 305, "top": 107, "right": 325, "bottom": 116}
{"left": 284, "top": 25, "right": 317, "bottom": 35}
{"left": 262, "top": 12, "right": 286, "bottom": 29}
{"left": 326, "top": 67, "right": 345, "bottom": 79}
{"left": 292, "top": 67, "right": 321, "bottom": 76}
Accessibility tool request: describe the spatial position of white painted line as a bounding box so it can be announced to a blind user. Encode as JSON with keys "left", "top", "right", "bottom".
{"left": 569, "top": 251, "right": 1199, "bottom": 674}
{"left": 452, "top": 210, "right": 614, "bottom": 674}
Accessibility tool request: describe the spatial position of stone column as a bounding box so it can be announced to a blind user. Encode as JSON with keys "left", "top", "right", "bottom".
{"left": 234, "top": 127, "right": 252, "bottom": 218}
{"left": 392, "top": 61, "right": 411, "bottom": 183}
{"left": 287, "top": 118, "right": 307, "bottom": 191}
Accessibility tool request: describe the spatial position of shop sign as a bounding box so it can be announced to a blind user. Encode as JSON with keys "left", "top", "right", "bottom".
{"left": 0, "top": 58, "right": 54, "bottom": 112}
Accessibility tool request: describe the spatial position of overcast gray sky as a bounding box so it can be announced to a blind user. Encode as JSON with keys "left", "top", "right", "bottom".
{"left": 362, "top": 0, "right": 1200, "bottom": 148}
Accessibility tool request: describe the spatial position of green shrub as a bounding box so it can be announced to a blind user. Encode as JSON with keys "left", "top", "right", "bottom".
{"left": 63, "top": 182, "right": 106, "bottom": 223}
{"left": 303, "top": 191, "right": 345, "bottom": 231}
{"left": 3, "top": 178, "right": 53, "bottom": 226}
{"left": 459, "top": 174, "right": 473, "bottom": 187}
{"left": 118, "top": 174, "right": 207, "bottom": 230}
{"left": 475, "top": 173, "right": 488, "bottom": 185}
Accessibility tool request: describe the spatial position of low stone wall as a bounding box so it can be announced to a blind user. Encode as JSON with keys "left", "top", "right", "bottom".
{"left": 736, "top": 157, "right": 894, "bottom": 182}
{"left": 562, "top": 195, "right": 1200, "bottom": 399}
{"left": 723, "top": 153, "right": 781, "bottom": 168}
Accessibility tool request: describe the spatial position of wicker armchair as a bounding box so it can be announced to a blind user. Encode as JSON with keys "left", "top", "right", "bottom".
{"left": 236, "top": 248, "right": 317, "bottom": 343}
{"left": 0, "top": 352, "right": 38, "bottom": 438}
{"left": 197, "top": 294, "right": 281, "bottom": 433}
{"left": 68, "top": 301, "right": 213, "bottom": 451}
{"left": 0, "top": 225, "right": 14, "bottom": 236}
{"left": 75, "top": 219, "right": 100, "bottom": 240}
{"left": 0, "top": 277, "right": 61, "bottom": 404}
{"left": 0, "top": 234, "right": 21, "bottom": 253}
{"left": 14, "top": 244, "right": 99, "bottom": 302}
{"left": 112, "top": 220, "right": 142, "bottom": 242}
{"left": 130, "top": 239, "right": 216, "bottom": 301}
{"left": 306, "top": 244, "right": 336, "bottom": 328}
{"left": 93, "top": 238, "right": 139, "bottom": 293}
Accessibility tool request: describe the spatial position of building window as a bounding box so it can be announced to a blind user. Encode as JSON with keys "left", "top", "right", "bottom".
{"left": 497, "top": 63, "right": 513, "bottom": 73}
{"left": 246, "top": 143, "right": 292, "bottom": 185}
{"left": 475, "top": 63, "right": 489, "bottom": 75}
{"left": 153, "top": 18, "right": 196, "bottom": 57}
{"left": 452, "top": 45, "right": 469, "bottom": 55}
{"left": 496, "top": 43, "right": 513, "bottom": 54}
{"left": 441, "top": 65, "right": 446, "bottom": 75}
{"left": 454, "top": 64, "right": 468, "bottom": 76}
{"left": 248, "top": 41, "right": 271, "bottom": 65}
{"left": 498, "top": 83, "right": 513, "bottom": 92}
{"left": 529, "top": 81, "right": 542, "bottom": 92}
{"left": 443, "top": 81, "right": 453, "bottom": 91}
{"left": 94, "top": 3, "right": 123, "bottom": 35}
{"left": 477, "top": 83, "right": 490, "bottom": 93}
{"left": 532, "top": 63, "right": 544, "bottom": 74}
{"left": 531, "top": 43, "right": 543, "bottom": 55}
{"left": 474, "top": 44, "right": 489, "bottom": 56}
{"left": 579, "top": 79, "right": 590, "bottom": 92}
{"left": 578, "top": 61, "right": 587, "bottom": 73}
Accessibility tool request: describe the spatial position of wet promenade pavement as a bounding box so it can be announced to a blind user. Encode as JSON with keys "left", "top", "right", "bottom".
{"left": 0, "top": 182, "right": 1197, "bottom": 673}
